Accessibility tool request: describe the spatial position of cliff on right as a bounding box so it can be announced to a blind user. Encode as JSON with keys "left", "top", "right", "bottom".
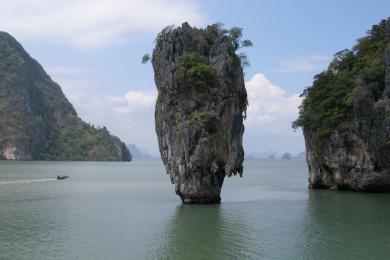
{"left": 293, "top": 18, "right": 390, "bottom": 192}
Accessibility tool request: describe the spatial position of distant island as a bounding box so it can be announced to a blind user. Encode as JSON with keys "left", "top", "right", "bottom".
{"left": 293, "top": 18, "right": 390, "bottom": 191}
{"left": 127, "top": 144, "right": 159, "bottom": 160}
{"left": 0, "top": 32, "right": 131, "bottom": 161}
{"left": 245, "top": 151, "right": 306, "bottom": 160}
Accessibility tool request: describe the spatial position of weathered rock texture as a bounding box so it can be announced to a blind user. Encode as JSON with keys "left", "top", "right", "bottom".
{"left": 297, "top": 19, "right": 390, "bottom": 191}
{"left": 152, "top": 23, "right": 247, "bottom": 203}
{"left": 0, "top": 32, "right": 131, "bottom": 161}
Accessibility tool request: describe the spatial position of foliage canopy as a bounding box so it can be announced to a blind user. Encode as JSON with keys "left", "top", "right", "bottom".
{"left": 142, "top": 23, "right": 253, "bottom": 68}
{"left": 293, "top": 19, "right": 390, "bottom": 145}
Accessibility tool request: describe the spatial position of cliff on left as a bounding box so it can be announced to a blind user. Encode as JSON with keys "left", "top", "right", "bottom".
{"left": 0, "top": 32, "right": 131, "bottom": 161}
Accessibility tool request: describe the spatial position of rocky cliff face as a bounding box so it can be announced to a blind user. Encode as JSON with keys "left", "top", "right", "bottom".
{"left": 0, "top": 32, "right": 131, "bottom": 161}
{"left": 295, "top": 19, "right": 390, "bottom": 191}
{"left": 152, "top": 23, "right": 247, "bottom": 203}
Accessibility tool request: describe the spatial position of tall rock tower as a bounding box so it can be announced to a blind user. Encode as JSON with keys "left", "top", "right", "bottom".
{"left": 152, "top": 23, "right": 248, "bottom": 203}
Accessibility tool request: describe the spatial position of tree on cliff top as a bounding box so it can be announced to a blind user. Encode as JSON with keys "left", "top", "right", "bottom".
{"left": 141, "top": 23, "right": 253, "bottom": 67}
{"left": 293, "top": 18, "right": 390, "bottom": 147}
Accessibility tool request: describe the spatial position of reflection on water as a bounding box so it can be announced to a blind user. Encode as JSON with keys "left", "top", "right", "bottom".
{"left": 299, "top": 190, "right": 390, "bottom": 259}
{"left": 150, "top": 204, "right": 261, "bottom": 259}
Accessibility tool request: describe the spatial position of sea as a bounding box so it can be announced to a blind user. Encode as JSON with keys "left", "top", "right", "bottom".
{"left": 0, "top": 160, "right": 389, "bottom": 259}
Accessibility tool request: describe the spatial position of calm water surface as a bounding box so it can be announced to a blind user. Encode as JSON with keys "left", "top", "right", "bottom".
{"left": 0, "top": 160, "right": 389, "bottom": 259}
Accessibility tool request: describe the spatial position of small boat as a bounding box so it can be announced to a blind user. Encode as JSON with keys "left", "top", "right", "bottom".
{"left": 57, "top": 175, "right": 69, "bottom": 180}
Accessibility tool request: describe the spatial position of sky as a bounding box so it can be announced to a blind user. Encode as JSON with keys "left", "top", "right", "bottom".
{"left": 1, "top": 0, "right": 389, "bottom": 156}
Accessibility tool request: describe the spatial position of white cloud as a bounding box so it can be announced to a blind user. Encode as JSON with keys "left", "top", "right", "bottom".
{"left": 246, "top": 73, "right": 302, "bottom": 126}
{"left": 0, "top": 0, "right": 205, "bottom": 48}
{"left": 73, "top": 90, "right": 158, "bottom": 155}
{"left": 47, "top": 66, "right": 159, "bottom": 155}
{"left": 47, "top": 66, "right": 157, "bottom": 114}
{"left": 244, "top": 73, "right": 304, "bottom": 154}
{"left": 276, "top": 54, "right": 329, "bottom": 73}
{"left": 102, "top": 91, "right": 157, "bottom": 115}
{"left": 124, "top": 91, "right": 156, "bottom": 108}
{"left": 48, "top": 68, "right": 304, "bottom": 155}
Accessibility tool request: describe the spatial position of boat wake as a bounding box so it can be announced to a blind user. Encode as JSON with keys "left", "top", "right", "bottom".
{"left": 0, "top": 179, "right": 57, "bottom": 185}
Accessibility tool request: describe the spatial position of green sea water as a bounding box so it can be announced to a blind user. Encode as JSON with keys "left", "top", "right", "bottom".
{"left": 0, "top": 160, "right": 389, "bottom": 259}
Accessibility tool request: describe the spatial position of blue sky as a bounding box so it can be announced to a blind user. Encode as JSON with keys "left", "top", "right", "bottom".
{"left": 1, "top": 0, "right": 389, "bottom": 156}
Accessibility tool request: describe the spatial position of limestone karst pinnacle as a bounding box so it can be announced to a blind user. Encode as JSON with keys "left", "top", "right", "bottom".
{"left": 152, "top": 23, "right": 248, "bottom": 203}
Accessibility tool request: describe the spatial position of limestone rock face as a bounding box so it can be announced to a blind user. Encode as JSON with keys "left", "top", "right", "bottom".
{"left": 305, "top": 54, "right": 390, "bottom": 191}
{"left": 300, "top": 20, "right": 390, "bottom": 192}
{"left": 0, "top": 31, "right": 131, "bottom": 161}
{"left": 152, "top": 23, "right": 247, "bottom": 203}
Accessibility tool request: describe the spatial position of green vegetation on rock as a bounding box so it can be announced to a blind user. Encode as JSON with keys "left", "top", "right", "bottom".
{"left": 187, "top": 110, "right": 217, "bottom": 127}
{"left": 296, "top": 18, "right": 390, "bottom": 191}
{"left": 0, "top": 31, "right": 131, "bottom": 161}
{"left": 293, "top": 19, "right": 390, "bottom": 147}
{"left": 143, "top": 23, "right": 253, "bottom": 68}
{"left": 175, "top": 52, "right": 218, "bottom": 90}
{"left": 141, "top": 54, "right": 151, "bottom": 64}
